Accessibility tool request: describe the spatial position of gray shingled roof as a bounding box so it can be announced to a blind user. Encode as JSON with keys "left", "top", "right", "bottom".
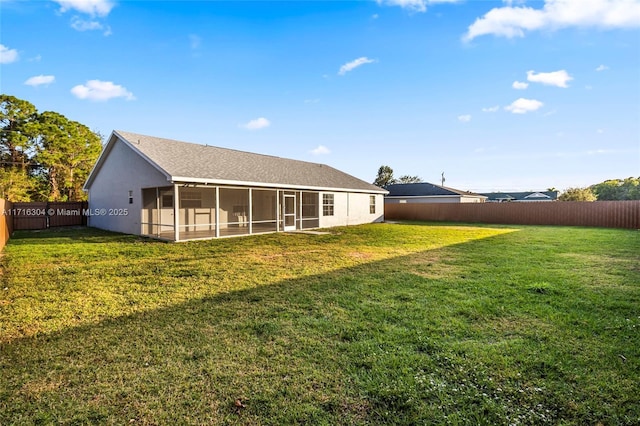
{"left": 480, "top": 191, "right": 558, "bottom": 201}
{"left": 105, "top": 130, "right": 385, "bottom": 193}
{"left": 386, "top": 182, "right": 484, "bottom": 198}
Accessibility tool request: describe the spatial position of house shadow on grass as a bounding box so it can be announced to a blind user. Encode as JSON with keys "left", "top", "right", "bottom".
{"left": 1, "top": 225, "right": 638, "bottom": 425}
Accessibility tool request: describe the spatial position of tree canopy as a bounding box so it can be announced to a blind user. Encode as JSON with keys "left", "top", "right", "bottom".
{"left": 558, "top": 187, "right": 597, "bottom": 202}
{"left": 373, "top": 165, "right": 423, "bottom": 188}
{"left": 590, "top": 177, "right": 640, "bottom": 200}
{"left": 0, "top": 95, "right": 102, "bottom": 202}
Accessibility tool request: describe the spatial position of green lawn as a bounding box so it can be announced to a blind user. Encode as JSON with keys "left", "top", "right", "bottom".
{"left": 1, "top": 223, "right": 638, "bottom": 425}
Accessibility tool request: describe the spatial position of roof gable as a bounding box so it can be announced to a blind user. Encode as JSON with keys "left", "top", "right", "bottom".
{"left": 87, "top": 131, "right": 386, "bottom": 193}
{"left": 481, "top": 191, "right": 559, "bottom": 201}
{"left": 524, "top": 192, "right": 551, "bottom": 199}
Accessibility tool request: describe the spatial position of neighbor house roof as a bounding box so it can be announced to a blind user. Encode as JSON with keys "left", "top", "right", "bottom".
{"left": 480, "top": 191, "right": 558, "bottom": 202}
{"left": 385, "top": 182, "right": 486, "bottom": 198}
{"left": 85, "top": 130, "right": 386, "bottom": 193}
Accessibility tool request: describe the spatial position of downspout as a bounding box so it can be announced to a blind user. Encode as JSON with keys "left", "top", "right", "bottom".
{"left": 346, "top": 192, "right": 350, "bottom": 226}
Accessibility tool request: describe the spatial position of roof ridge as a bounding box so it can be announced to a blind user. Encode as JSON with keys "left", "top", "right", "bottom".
{"left": 115, "top": 130, "right": 335, "bottom": 169}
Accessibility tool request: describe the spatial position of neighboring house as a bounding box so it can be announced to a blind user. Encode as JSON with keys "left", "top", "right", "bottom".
{"left": 83, "top": 130, "right": 387, "bottom": 241}
{"left": 385, "top": 182, "right": 487, "bottom": 204}
{"left": 480, "top": 191, "right": 559, "bottom": 202}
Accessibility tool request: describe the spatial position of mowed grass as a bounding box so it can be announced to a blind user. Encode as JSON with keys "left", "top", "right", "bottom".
{"left": 0, "top": 223, "right": 638, "bottom": 425}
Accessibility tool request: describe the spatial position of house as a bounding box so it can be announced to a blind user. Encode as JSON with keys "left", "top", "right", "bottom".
{"left": 384, "top": 182, "right": 487, "bottom": 204}
{"left": 480, "top": 191, "right": 558, "bottom": 202}
{"left": 83, "top": 131, "right": 387, "bottom": 241}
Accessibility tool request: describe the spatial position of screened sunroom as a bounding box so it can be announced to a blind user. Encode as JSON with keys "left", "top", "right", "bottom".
{"left": 141, "top": 185, "right": 320, "bottom": 241}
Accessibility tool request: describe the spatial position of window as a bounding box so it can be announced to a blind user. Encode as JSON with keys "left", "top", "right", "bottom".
{"left": 369, "top": 195, "right": 376, "bottom": 214}
{"left": 128, "top": 190, "right": 133, "bottom": 204}
{"left": 302, "top": 192, "right": 318, "bottom": 218}
{"left": 161, "top": 194, "right": 173, "bottom": 208}
{"left": 180, "top": 190, "right": 202, "bottom": 208}
{"left": 322, "top": 193, "right": 334, "bottom": 216}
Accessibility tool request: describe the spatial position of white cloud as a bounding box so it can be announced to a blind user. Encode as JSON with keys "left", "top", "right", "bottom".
{"left": 376, "top": 0, "right": 460, "bottom": 13}
{"left": 458, "top": 114, "right": 472, "bottom": 122}
{"left": 311, "top": 145, "right": 331, "bottom": 155}
{"left": 69, "top": 16, "right": 112, "bottom": 35}
{"left": 377, "top": 0, "right": 427, "bottom": 12}
{"left": 242, "top": 117, "right": 271, "bottom": 130}
{"left": 28, "top": 54, "right": 42, "bottom": 62}
{"left": 71, "top": 16, "right": 102, "bottom": 30}
{"left": 595, "top": 64, "right": 609, "bottom": 71}
{"left": 71, "top": 80, "right": 135, "bottom": 101}
{"left": 482, "top": 105, "right": 500, "bottom": 112}
{"left": 505, "top": 98, "right": 544, "bottom": 114}
{"left": 338, "top": 57, "right": 376, "bottom": 75}
{"left": 464, "top": 0, "right": 640, "bottom": 42}
{"left": 527, "top": 69, "right": 573, "bottom": 88}
{"left": 24, "top": 75, "right": 55, "bottom": 87}
{"left": 372, "top": 13, "right": 380, "bottom": 19}
{"left": 512, "top": 80, "right": 529, "bottom": 89}
{"left": 54, "top": 0, "right": 115, "bottom": 17}
{"left": 0, "top": 44, "right": 18, "bottom": 64}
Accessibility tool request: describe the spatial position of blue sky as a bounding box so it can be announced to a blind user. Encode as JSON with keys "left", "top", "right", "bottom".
{"left": 1, "top": 0, "right": 639, "bottom": 192}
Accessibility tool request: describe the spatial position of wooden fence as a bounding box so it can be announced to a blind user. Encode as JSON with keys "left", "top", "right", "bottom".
{"left": 1, "top": 199, "right": 13, "bottom": 252}
{"left": 11, "top": 201, "right": 88, "bottom": 231}
{"left": 385, "top": 201, "right": 640, "bottom": 229}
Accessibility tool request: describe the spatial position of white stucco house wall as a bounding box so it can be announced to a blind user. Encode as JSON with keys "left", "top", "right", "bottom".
{"left": 384, "top": 183, "right": 487, "bottom": 204}
{"left": 83, "top": 131, "right": 387, "bottom": 241}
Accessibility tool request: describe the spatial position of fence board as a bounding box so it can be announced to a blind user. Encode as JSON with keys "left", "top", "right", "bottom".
{"left": 12, "top": 201, "right": 88, "bottom": 230}
{"left": 1, "top": 199, "right": 13, "bottom": 251}
{"left": 47, "top": 202, "right": 88, "bottom": 227}
{"left": 12, "top": 202, "right": 48, "bottom": 230}
{"left": 385, "top": 201, "right": 640, "bottom": 229}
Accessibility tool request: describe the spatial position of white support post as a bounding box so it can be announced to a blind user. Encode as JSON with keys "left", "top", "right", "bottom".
{"left": 248, "top": 188, "right": 253, "bottom": 235}
{"left": 277, "top": 189, "right": 281, "bottom": 232}
{"left": 155, "top": 187, "right": 160, "bottom": 237}
{"left": 173, "top": 184, "right": 180, "bottom": 242}
{"left": 299, "top": 190, "right": 302, "bottom": 230}
{"left": 215, "top": 186, "right": 220, "bottom": 238}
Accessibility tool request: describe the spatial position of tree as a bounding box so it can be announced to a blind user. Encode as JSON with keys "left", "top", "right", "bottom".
{"left": 591, "top": 177, "right": 640, "bottom": 200}
{"left": 0, "top": 95, "right": 101, "bottom": 202}
{"left": 373, "top": 166, "right": 424, "bottom": 188}
{"left": 397, "top": 175, "right": 423, "bottom": 184}
{"left": 373, "top": 165, "right": 396, "bottom": 188}
{"left": 34, "top": 111, "right": 102, "bottom": 201}
{"left": 0, "top": 168, "right": 36, "bottom": 201}
{"left": 0, "top": 95, "right": 38, "bottom": 169}
{"left": 558, "top": 187, "right": 596, "bottom": 201}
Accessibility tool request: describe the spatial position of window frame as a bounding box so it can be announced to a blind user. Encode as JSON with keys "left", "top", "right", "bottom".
{"left": 322, "top": 193, "right": 334, "bottom": 216}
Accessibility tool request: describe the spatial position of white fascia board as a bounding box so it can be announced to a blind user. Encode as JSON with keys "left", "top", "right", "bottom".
{"left": 170, "top": 176, "right": 388, "bottom": 194}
